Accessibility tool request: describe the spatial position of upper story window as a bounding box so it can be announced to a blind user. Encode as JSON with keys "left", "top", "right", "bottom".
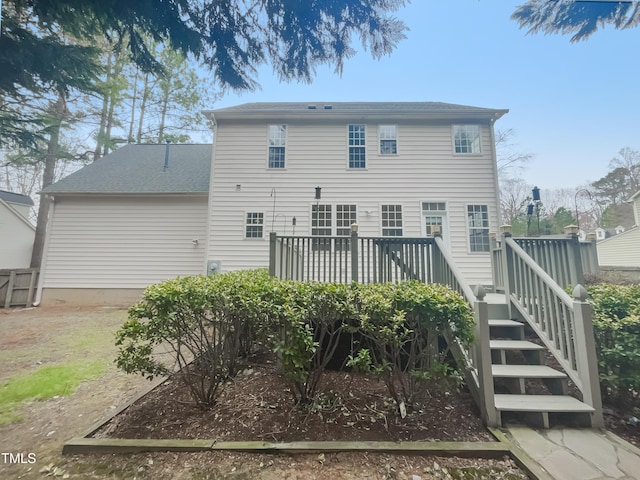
{"left": 245, "top": 212, "right": 264, "bottom": 238}
{"left": 381, "top": 204, "right": 403, "bottom": 236}
{"left": 467, "top": 204, "right": 490, "bottom": 252}
{"left": 453, "top": 125, "right": 480, "bottom": 154}
{"left": 268, "top": 125, "right": 287, "bottom": 168}
{"left": 348, "top": 124, "right": 366, "bottom": 168}
{"left": 379, "top": 125, "right": 397, "bottom": 155}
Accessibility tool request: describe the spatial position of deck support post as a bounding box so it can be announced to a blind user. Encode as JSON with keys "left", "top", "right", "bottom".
{"left": 473, "top": 285, "right": 498, "bottom": 427}
{"left": 500, "top": 228, "right": 515, "bottom": 318}
{"left": 572, "top": 284, "right": 604, "bottom": 427}
{"left": 350, "top": 224, "right": 359, "bottom": 283}
{"left": 269, "top": 232, "right": 277, "bottom": 277}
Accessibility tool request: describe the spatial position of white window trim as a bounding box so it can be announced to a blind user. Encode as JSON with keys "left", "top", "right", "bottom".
{"left": 378, "top": 124, "right": 399, "bottom": 156}
{"left": 243, "top": 211, "right": 265, "bottom": 240}
{"left": 465, "top": 203, "right": 491, "bottom": 253}
{"left": 379, "top": 203, "right": 404, "bottom": 237}
{"left": 347, "top": 124, "right": 367, "bottom": 169}
{"left": 267, "top": 124, "right": 288, "bottom": 169}
{"left": 452, "top": 124, "right": 482, "bottom": 156}
{"left": 420, "top": 200, "right": 449, "bottom": 242}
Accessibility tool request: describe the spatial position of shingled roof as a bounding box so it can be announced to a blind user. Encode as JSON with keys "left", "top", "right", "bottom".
{"left": 0, "top": 190, "right": 34, "bottom": 206}
{"left": 42, "top": 144, "right": 212, "bottom": 195}
{"left": 205, "top": 102, "right": 509, "bottom": 121}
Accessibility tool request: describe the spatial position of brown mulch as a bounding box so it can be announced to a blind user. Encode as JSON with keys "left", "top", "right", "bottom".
{"left": 96, "top": 358, "right": 493, "bottom": 443}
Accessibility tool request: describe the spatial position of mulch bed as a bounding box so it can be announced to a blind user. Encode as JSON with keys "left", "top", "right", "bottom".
{"left": 95, "top": 356, "right": 493, "bottom": 443}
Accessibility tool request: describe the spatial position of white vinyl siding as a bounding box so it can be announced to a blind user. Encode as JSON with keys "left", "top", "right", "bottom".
{"left": 208, "top": 120, "right": 499, "bottom": 285}
{"left": 42, "top": 196, "right": 208, "bottom": 288}
{"left": 0, "top": 202, "right": 35, "bottom": 269}
{"left": 597, "top": 226, "right": 640, "bottom": 267}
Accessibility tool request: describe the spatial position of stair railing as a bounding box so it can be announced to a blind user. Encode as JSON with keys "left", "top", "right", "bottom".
{"left": 432, "top": 234, "right": 498, "bottom": 427}
{"left": 501, "top": 233, "right": 604, "bottom": 427}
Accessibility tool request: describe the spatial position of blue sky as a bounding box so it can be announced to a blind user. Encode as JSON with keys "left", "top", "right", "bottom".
{"left": 214, "top": 1, "right": 640, "bottom": 190}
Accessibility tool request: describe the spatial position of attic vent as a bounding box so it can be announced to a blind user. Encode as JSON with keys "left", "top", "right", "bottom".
{"left": 307, "top": 105, "right": 317, "bottom": 110}
{"left": 323, "top": 105, "right": 333, "bottom": 110}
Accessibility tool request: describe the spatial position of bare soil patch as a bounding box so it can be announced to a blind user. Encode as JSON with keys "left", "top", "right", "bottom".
{"left": 96, "top": 356, "right": 492, "bottom": 443}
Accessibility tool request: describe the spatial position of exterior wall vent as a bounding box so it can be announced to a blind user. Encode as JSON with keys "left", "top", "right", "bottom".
{"left": 307, "top": 105, "right": 317, "bottom": 110}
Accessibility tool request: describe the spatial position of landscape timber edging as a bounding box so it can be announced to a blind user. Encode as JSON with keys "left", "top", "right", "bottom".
{"left": 64, "top": 377, "right": 546, "bottom": 479}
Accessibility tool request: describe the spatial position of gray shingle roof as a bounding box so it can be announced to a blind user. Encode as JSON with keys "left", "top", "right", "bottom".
{"left": 42, "top": 144, "right": 212, "bottom": 194}
{"left": 206, "top": 101, "right": 509, "bottom": 119}
{"left": 0, "top": 190, "right": 34, "bottom": 206}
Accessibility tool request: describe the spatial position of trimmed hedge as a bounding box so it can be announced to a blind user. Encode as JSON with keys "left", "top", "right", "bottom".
{"left": 587, "top": 283, "right": 640, "bottom": 402}
{"left": 115, "top": 270, "right": 474, "bottom": 411}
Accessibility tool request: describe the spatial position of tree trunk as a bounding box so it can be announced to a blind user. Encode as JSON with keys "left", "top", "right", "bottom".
{"left": 136, "top": 73, "right": 150, "bottom": 143}
{"left": 93, "top": 51, "right": 112, "bottom": 161}
{"left": 127, "top": 66, "right": 139, "bottom": 143}
{"left": 31, "top": 96, "right": 66, "bottom": 268}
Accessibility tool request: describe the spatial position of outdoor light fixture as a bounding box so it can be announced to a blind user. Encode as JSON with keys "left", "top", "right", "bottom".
{"left": 315, "top": 186, "right": 322, "bottom": 200}
{"left": 532, "top": 186, "right": 540, "bottom": 202}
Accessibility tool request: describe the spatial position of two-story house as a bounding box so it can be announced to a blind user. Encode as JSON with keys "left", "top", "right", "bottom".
{"left": 204, "top": 102, "right": 507, "bottom": 286}
{"left": 36, "top": 102, "right": 507, "bottom": 305}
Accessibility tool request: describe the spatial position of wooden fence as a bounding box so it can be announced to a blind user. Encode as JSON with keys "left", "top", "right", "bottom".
{"left": 0, "top": 269, "right": 39, "bottom": 308}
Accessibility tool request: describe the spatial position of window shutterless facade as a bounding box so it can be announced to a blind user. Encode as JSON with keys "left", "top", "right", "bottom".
{"left": 453, "top": 125, "right": 481, "bottom": 154}
{"left": 381, "top": 204, "right": 403, "bottom": 236}
{"left": 245, "top": 212, "right": 264, "bottom": 238}
{"left": 467, "top": 204, "right": 490, "bottom": 252}
{"left": 268, "top": 125, "right": 287, "bottom": 168}
{"left": 348, "top": 124, "right": 366, "bottom": 168}
{"left": 379, "top": 125, "right": 397, "bottom": 155}
{"left": 422, "top": 202, "right": 447, "bottom": 237}
{"left": 336, "top": 204, "right": 357, "bottom": 250}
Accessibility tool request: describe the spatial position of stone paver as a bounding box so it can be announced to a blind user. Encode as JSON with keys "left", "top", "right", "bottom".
{"left": 507, "top": 426, "right": 640, "bottom": 480}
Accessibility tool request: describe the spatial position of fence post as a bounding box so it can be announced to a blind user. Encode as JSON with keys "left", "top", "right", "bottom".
{"left": 565, "top": 226, "right": 584, "bottom": 286}
{"left": 572, "top": 284, "right": 604, "bottom": 428}
{"left": 350, "top": 224, "right": 359, "bottom": 283}
{"left": 269, "top": 232, "right": 277, "bottom": 277}
{"left": 432, "top": 231, "right": 443, "bottom": 283}
{"left": 473, "top": 284, "right": 498, "bottom": 427}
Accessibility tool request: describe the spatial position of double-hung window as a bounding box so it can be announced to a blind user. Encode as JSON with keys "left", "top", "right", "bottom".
{"left": 467, "top": 205, "right": 490, "bottom": 252}
{"left": 453, "top": 125, "right": 480, "bottom": 154}
{"left": 348, "top": 124, "right": 366, "bottom": 168}
{"left": 245, "top": 212, "right": 264, "bottom": 238}
{"left": 268, "top": 125, "right": 286, "bottom": 168}
{"left": 379, "top": 125, "right": 397, "bottom": 155}
{"left": 312, "top": 204, "right": 332, "bottom": 250}
{"left": 381, "top": 204, "right": 403, "bottom": 236}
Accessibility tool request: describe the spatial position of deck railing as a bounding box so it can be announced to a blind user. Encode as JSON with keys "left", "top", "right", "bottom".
{"left": 491, "top": 233, "right": 598, "bottom": 291}
{"left": 500, "top": 234, "right": 603, "bottom": 427}
{"left": 432, "top": 235, "right": 497, "bottom": 426}
{"left": 269, "top": 231, "right": 435, "bottom": 283}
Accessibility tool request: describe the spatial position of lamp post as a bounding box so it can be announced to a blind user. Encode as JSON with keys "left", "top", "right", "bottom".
{"left": 574, "top": 188, "right": 592, "bottom": 232}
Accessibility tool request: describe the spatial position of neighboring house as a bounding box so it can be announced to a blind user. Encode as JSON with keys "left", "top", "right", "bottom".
{"left": 36, "top": 102, "right": 508, "bottom": 304}
{"left": 597, "top": 189, "right": 640, "bottom": 267}
{"left": 36, "top": 144, "right": 211, "bottom": 305}
{"left": 0, "top": 190, "right": 35, "bottom": 269}
{"left": 205, "top": 102, "right": 507, "bottom": 287}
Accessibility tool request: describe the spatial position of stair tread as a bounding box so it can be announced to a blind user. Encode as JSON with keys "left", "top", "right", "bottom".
{"left": 488, "top": 319, "right": 524, "bottom": 327}
{"left": 490, "top": 340, "right": 545, "bottom": 350}
{"left": 495, "top": 394, "right": 594, "bottom": 412}
{"left": 492, "top": 364, "right": 567, "bottom": 378}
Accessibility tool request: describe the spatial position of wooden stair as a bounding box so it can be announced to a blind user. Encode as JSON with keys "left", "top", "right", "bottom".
{"left": 487, "top": 297, "right": 595, "bottom": 428}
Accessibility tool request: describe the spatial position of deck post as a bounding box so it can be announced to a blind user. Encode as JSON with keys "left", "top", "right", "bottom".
{"left": 565, "top": 226, "right": 584, "bottom": 285}
{"left": 269, "top": 232, "right": 277, "bottom": 277}
{"left": 473, "top": 285, "right": 498, "bottom": 427}
{"left": 572, "top": 284, "right": 604, "bottom": 427}
{"left": 350, "top": 224, "right": 359, "bottom": 283}
{"left": 499, "top": 226, "right": 514, "bottom": 317}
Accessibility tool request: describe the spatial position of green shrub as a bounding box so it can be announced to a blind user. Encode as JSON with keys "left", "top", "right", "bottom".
{"left": 116, "top": 270, "right": 274, "bottom": 407}
{"left": 352, "top": 281, "right": 474, "bottom": 412}
{"left": 587, "top": 284, "right": 640, "bottom": 402}
{"left": 115, "top": 271, "right": 474, "bottom": 414}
